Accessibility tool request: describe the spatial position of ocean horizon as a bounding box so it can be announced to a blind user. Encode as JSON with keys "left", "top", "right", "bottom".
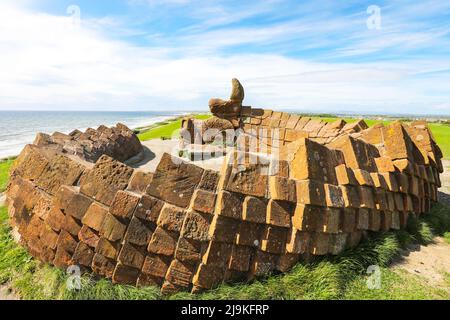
{"left": 0, "top": 110, "right": 186, "bottom": 159}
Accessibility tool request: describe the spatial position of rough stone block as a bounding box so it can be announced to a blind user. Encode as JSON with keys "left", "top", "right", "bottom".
{"left": 134, "top": 194, "right": 164, "bottom": 223}
{"left": 268, "top": 176, "right": 296, "bottom": 202}
{"left": 341, "top": 208, "right": 356, "bottom": 233}
{"left": 147, "top": 153, "right": 204, "bottom": 208}
{"left": 62, "top": 215, "right": 82, "bottom": 237}
{"left": 242, "top": 196, "right": 266, "bottom": 224}
{"left": 147, "top": 227, "right": 178, "bottom": 256}
{"left": 260, "top": 225, "right": 288, "bottom": 254}
{"left": 80, "top": 155, "right": 134, "bottom": 206}
{"left": 157, "top": 204, "right": 186, "bottom": 232}
{"left": 324, "top": 184, "right": 345, "bottom": 208}
{"left": 72, "top": 242, "right": 95, "bottom": 267}
{"left": 292, "top": 204, "right": 324, "bottom": 231}
{"left": 53, "top": 247, "right": 73, "bottom": 268}
{"left": 356, "top": 208, "right": 369, "bottom": 230}
{"left": 358, "top": 186, "right": 375, "bottom": 209}
{"left": 100, "top": 213, "right": 127, "bottom": 242}
{"left": 295, "top": 180, "right": 326, "bottom": 207}
{"left": 286, "top": 229, "right": 310, "bottom": 254}
{"left": 368, "top": 210, "right": 381, "bottom": 231}
{"left": 165, "top": 260, "right": 196, "bottom": 288}
{"left": 33, "top": 154, "right": 83, "bottom": 195}
{"left": 127, "top": 171, "right": 153, "bottom": 194}
{"left": 202, "top": 241, "right": 232, "bottom": 268}
{"left": 95, "top": 237, "right": 120, "bottom": 260}
{"left": 91, "top": 253, "right": 116, "bottom": 278}
{"left": 192, "top": 263, "right": 224, "bottom": 289}
{"left": 266, "top": 199, "right": 292, "bottom": 227}
{"left": 142, "top": 254, "right": 171, "bottom": 278}
{"left": 310, "top": 233, "right": 329, "bottom": 255}
{"left": 209, "top": 215, "right": 240, "bottom": 243}
{"left": 353, "top": 169, "right": 374, "bottom": 186}
{"left": 39, "top": 224, "right": 59, "bottom": 250}
{"left": 228, "top": 245, "right": 253, "bottom": 272}
{"left": 214, "top": 190, "right": 243, "bottom": 220}
{"left": 180, "top": 210, "right": 212, "bottom": 241}
{"left": 78, "top": 225, "right": 100, "bottom": 248}
{"left": 82, "top": 202, "right": 108, "bottom": 232}
{"left": 191, "top": 189, "right": 216, "bottom": 214}
{"left": 117, "top": 242, "right": 145, "bottom": 269}
{"left": 340, "top": 185, "right": 360, "bottom": 208}
{"left": 124, "top": 216, "right": 153, "bottom": 247}
{"left": 112, "top": 264, "right": 140, "bottom": 285}
{"left": 174, "top": 237, "right": 202, "bottom": 263}
{"left": 109, "top": 190, "right": 140, "bottom": 219}
{"left": 380, "top": 211, "right": 392, "bottom": 231}
{"left": 321, "top": 208, "right": 341, "bottom": 234}
{"left": 198, "top": 170, "right": 220, "bottom": 191}
{"left": 249, "top": 250, "right": 278, "bottom": 277}
{"left": 236, "top": 221, "right": 264, "bottom": 247}
{"left": 329, "top": 233, "right": 348, "bottom": 255}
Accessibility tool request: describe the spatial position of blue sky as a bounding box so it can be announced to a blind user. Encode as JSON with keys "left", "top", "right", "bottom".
{"left": 0, "top": 0, "right": 449, "bottom": 115}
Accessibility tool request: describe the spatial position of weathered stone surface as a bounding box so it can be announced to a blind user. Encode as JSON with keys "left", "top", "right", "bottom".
{"left": 191, "top": 189, "right": 216, "bottom": 214}
{"left": 82, "top": 202, "right": 108, "bottom": 232}
{"left": 214, "top": 191, "right": 243, "bottom": 220}
{"left": 127, "top": 171, "right": 153, "bottom": 194}
{"left": 295, "top": 180, "right": 326, "bottom": 206}
{"left": 147, "top": 153, "right": 204, "bottom": 208}
{"left": 147, "top": 227, "right": 178, "bottom": 256}
{"left": 266, "top": 200, "right": 292, "bottom": 227}
{"left": 242, "top": 196, "right": 266, "bottom": 224}
{"left": 80, "top": 155, "right": 134, "bottom": 206}
{"left": 134, "top": 194, "right": 164, "bottom": 222}
{"left": 100, "top": 213, "right": 127, "bottom": 242}
{"left": 110, "top": 190, "right": 140, "bottom": 219}
{"left": 36, "top": 155, "right": 85, "bottom": 195}
{"left": 180, "top": 210, "right": 212, "bottom": 241}
{"left": 124, "top": 216, "right": 153, "bottom": 247}
{"left": 157, "top": 204, "right": 186, "bottom": 233}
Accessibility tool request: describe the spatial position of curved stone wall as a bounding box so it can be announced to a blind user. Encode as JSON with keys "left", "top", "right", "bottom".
{"left": 5, "top": 105, "right": 443, "bottom": 295}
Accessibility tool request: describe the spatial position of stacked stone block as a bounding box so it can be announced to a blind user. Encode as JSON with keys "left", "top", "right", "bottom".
{"left": 5, "top": 108, "right": 443, "bottom": 294}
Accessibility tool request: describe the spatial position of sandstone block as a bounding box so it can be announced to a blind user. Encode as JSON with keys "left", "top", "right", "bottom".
{"left": 356, "top": 208, "right": 369, "bottom": 230}
{"left": 260, "top": 225, "right": 288, "bottom": 254}
{"left": 310, "top": 233, "right": 329, "bottom": 255}
{"left": 292, "top": 204, "right": 323, "bottom": 231}
{"left": 36, "top": 155, "right": 85, "bottom": 195}
{"left": 82, "top": 202, "right": 108, "bottom": 231}
{"left": 157, "top": 204, "right": 186, "bottom": 232}
{"left": 142, "top": 254, "right": 171, "bottom": 278}
{"left": 198, "top": 170, "right": 220, "bottom": 191}
{"left": 235, "top": 221, "right": 263, "bottom": 247}
{"left": 124, "top": 216, "right": 153, "bottom": 247}
{"left": 95, "top": 237, "right": 120, "bottom": 260}
{"left": 100, "top": 213, "right": 127, "bottom": 242}
{"left": 242, "top": 196, "right": 266, "bottom": 224}
{"left": 340, "top": 185, "right": 360, "bottom": 208}
{"left": 329, "top": 233, "right": 348, "bottom": 255}
{"left": 358, "top": 186, "right": 375, "bottom": 209}
{"left": 112, "top": 264, "right": 139, "bottom": 285}
{"left": 134, "top": 194, "right": 164, "bottom": 222}
{"left": 147, "top": 153, "right": 204, "bottom": 208}
{"left": 80, "top": 155, "right": 134, "bottom": 206}
{"left": 228, "top": 245, "right": 252, "bottom": 272}
{"left": 341, "top": 208, "right": 356, "bottom": 233}
{"left": 368, "top": 210, "right": 381, "bottom": 231}
{"left": 110, "top": 190, "right": 140, "bottom": 219}
{"left": 266, "top": 199, "right": 292, "bottom": 227}
{"left": 91, "top": 254, "right": 116, "bottom": 278}
{"left": 192, "top": 263, "right": 224, "bottom": 289}
{"left": 249, "top": 250, "right": 278, "bottom": 277}
{"left": 324, "top": 184, "right": 345, "bottom": 208}
{"left": 78, "top": 225, "right": 100, "bottom": 248}
{"left": 295, "top": 180, "right": 326, "bottom": 207}
{"left": 72, "top": 242, "right": 95, "bottom": 267}
{"left": 117, "top": 242, "right": 145, "bottom": 269}
{"left": 214, "top": 190, "right": 243, "bottom": 220}
{"left": 62, "top": 215, "right": 82, "bottom": 237}
{"left": 209, "top": 215, "right": 240, "bottom": 243}
{"left": 127, "top": 171, "right": 153, "bottom": 194}
{"left": 174, "top": 237, "right": 202, "bottom": 263}
{"left": 191, "top": 189, "right": 216, "bottom": 214}
{"left": 202, "top": 241, "right": 232, "bottom": 268}
{"left": 286, "top": 229, "right": 310, "bottom": 254}
{"left": 147, "top": 227, "right": 178, "bottom": 256}
{"left": 180, "top": 210, "right": 212, "bottom": 241}
{"left": 268, "top": 176, "right": 296, "bottom": 202}
{"left": 165, "top": 260, "right": 196, "bottom": 288}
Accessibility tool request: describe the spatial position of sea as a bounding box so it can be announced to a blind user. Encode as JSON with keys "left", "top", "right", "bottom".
{"left": 0, "top": 111, "right": 184, "bottom": 159}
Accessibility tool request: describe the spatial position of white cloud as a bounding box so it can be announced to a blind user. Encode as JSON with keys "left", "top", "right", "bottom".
{"left": 0, "top": 1, "right": 449, "bottom": 115}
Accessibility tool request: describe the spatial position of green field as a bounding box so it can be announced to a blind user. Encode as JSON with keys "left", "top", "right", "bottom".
{"left": 0, "top": 159, "right": 14, "bottom": 193}
{"left": 137, "top": 114, "right": 211, "bottom": 141}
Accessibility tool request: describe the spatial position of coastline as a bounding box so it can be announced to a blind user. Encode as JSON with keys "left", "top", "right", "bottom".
{"left": 0, "top": 113, "right": 199, "bottom": 162}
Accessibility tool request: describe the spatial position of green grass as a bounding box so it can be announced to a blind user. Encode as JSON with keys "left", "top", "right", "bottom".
{"left": 138, "top": 114, "right": 211, "bottom": 141}
{"left": 0, "top": 159, "right": 14, "bottom": 192}
{"left": 1, "top": 202, "right": 449, "bottom": 300}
